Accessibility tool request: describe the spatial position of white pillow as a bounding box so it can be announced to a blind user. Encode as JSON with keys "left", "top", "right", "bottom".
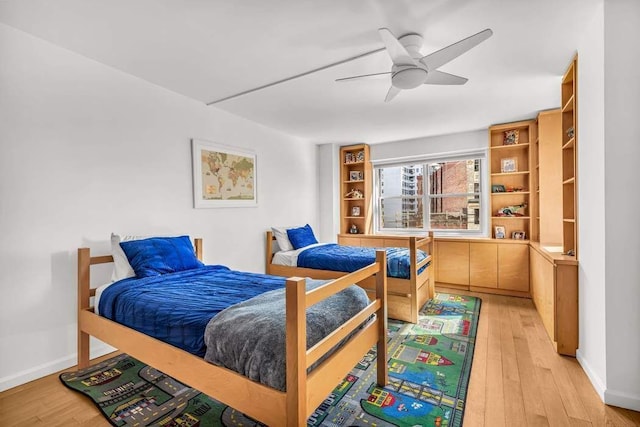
{"left": 110, "top": 233, "right": 148, "bottom": 282}
{"left": 271, "top": 227, "right": 294, "bottom": 252}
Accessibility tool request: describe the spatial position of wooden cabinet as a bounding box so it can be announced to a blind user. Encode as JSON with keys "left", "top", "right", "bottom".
{"left": 530, "top": 243, "right": 578, "bottom": 356}
{"left": 497, "top": 243, "right": 529, "bottom": 292}
{"left": 488, "top": 120, "right": 536, "bottom": 240}
{"left": 536, "top": 109, "right": 563, "bottom": 246}
{"left": 340, "top": 144, "right": 372, "bottom": 235}
{"left": 436, "top": 239, "right": 529, "bottom": 295}
{"left": 435, "top": 241, "right": 469, "bottom": 286}
{"left": 561, "top": 55, "right": 578, "bottom": 257}
{"left": 469, "top": 242, "right": 497, "bottom": 288}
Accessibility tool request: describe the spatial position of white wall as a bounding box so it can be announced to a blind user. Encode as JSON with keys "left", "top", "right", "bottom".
{"left": 0, "top": 23, "right": 317, "bottom": 391}
{"left": 370, "top": 130, "right": 487, "bottom": 162}
{"left": 602, "top": 0, "right": 640, "bottom": 410}
{"left": 317, "top": 143, "right": 340, "bottom": 243}
{"left": 575, "top": 0, "right": 608, "bottom": 400}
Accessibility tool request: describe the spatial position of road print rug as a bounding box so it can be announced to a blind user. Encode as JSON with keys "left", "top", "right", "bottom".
{"left": 60, "top": 293, "right": 481, "bottom": 427}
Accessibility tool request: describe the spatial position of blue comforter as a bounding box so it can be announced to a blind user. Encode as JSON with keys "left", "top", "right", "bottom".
{"left": 297, "top": 244, "right": 428, "bottom": 279}
{"left": 98, "top": 265, "right": 285, "bottom": 357}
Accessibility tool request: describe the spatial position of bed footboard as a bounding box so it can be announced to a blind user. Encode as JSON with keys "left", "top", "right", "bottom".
{"left": 77, "top": 240, "right": 387, "bottom": 426}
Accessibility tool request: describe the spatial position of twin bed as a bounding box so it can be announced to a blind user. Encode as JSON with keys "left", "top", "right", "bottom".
{"left": 266, "top": 230, "right": 434, "bottom": 324}
{"left": 77, "top": 236, "right": 389, "bottom": 426}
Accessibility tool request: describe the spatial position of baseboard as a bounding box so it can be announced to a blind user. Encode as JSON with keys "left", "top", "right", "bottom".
{"left": 0, "top": 343, "right": 115, "bottom": 392}
{"left": 576, "top": 349, "right": 606, "bottom": 401}
{"left": 604, "top": 389, "right": 640, "bottom": 411}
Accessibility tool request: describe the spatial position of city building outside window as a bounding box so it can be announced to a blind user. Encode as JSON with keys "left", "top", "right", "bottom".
{"left": 374, "top": 157, "right": 484, "bottom": 235}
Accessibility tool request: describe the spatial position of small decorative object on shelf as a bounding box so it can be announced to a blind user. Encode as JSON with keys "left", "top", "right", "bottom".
{"left": 494, "top": 225, "right": 506, "bottom": 239}
{"left": 345, "top": 152, "right": 354, "bottom": 164}
{"left": 492, "top": 184, "right": 506, "bottom": 193}
{"left": 349, "top": 224, "right": 359, "bottom": 234}
{"left": 512, "top": 231, "right": 526, "bottom": 240}
{"left": 344, "top": 188, "right": 364, "bottom": 199}
{"left": 505, "top": 186, "right": 524, "bottom": 192}
{"left": 349, "top": 171, "right": 363, "bottom": 181}
{"left": 356, "top": 150, "right": 365, "bottom": 162}
{"left": 501, "top": 157, "right": 518, "bottom": 173}
{"left": 496, "top": 203, "right": 527, "bottom": 217}
{"left": 503, "top": 129, "right": 519, "bottom": 145}
{"left": 351, "top": 206, "right": 361, "bottom": 216}
{"left": 567, "top": 126, "right": 574, "bottom": 139}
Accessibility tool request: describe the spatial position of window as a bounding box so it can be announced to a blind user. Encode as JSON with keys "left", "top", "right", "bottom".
{"left": 374, "top": 156, "right": 485, "bottom": 235}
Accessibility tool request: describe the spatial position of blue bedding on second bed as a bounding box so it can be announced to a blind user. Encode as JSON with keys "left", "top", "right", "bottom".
{"left": 296, "top": 244, "right": 428, "bottom": 279}
{"left": 98, "top": 265, "right": 286, "bottom": 357}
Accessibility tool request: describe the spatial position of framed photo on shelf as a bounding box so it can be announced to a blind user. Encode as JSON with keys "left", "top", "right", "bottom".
{"left": 492, "top": 184, "right": 506, "bottom": 193}
{"left": 503, "top": 129, "right": 519, "bottom": 145}
{"left": 494, "top": 225, "right": 506, "bottom": 239}
{"left": 349, "top": 171, "right": 363, "bottom": 181}
{"left": 345, "top": 152, "right": 354, "bottom": 164}
{"left": 501, "top": 157, "right": 518, "bottom": 173}
{"left": 512, "top": 231, "right": 526, "bottom": 240}
{"left": 351, "top": 206, "right": 361, "bottom": 217}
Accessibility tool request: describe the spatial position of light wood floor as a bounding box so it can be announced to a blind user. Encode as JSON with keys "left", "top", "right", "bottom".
{"left": 1, "top": 290, "right": 639, "bottom": 426}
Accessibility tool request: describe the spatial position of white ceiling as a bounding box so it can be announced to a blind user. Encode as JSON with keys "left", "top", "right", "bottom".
{"left": 0, "top": 0, "right": 601, "bottom": 144}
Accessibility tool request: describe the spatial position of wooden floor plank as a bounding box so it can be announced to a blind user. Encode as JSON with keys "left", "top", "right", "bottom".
{"left": 2, "top": 290, "right": 639, "bottom": 426}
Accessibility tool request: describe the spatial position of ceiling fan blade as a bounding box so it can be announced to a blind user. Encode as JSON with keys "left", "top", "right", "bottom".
{"left": 424, "top": 70, "right": 468, "bottom": 85}
{"left": 384, "top": 86, "right": 401, "bottom": 102}
{"left": 421, "top": 28, "right": 493, "bottom": 71}
{"left": 335, "top": 71, "right": 392, "bottom": 82}
{"left": 378, "top": 28, "right": 418, "bottom": 66}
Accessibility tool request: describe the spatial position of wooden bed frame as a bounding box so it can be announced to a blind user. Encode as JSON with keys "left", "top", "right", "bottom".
{"left": 266, "top": 232, "right": 434, "bottom": 324}
{"left": 77, "top": 239, "right": 388, "bottom": 426}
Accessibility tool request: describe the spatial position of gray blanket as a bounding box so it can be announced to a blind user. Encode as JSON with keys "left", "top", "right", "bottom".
{"left": 203, "top": 279, "right": 370, "bottom": 391}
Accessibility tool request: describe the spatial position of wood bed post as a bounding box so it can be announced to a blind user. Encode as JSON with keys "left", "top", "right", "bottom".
{"left": 375, "top": 250, "right": 389, "bottom": 387}
{"left": 428, "top": 231, "right": 435, "bottom": 299}
{"left": 266, "top": 231, "right": 273, "bottom": 275}
{"left": 409, "top": 237, "right": 419, "bottom": 323}
{"left": 285, "top": 277, "right": 307, "bottom": 426}
{"left": 194, "top": 238, "right": 203, "bottom": 261}
{"left": 77, "top": 248, "right": 91, "bottom": 369}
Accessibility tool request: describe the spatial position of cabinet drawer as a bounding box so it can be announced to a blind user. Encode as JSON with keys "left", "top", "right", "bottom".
{"left": 338, "top": 236, "right": 360, "bottom": 246}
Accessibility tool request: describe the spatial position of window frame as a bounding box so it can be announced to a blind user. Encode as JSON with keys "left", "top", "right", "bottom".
{"left": 372, "top": 150, "right": 489, "bottom": 237}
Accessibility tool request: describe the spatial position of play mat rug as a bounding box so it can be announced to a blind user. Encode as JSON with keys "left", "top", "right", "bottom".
{"left": 60, "top": 292, "right": 481, "bottom": 427}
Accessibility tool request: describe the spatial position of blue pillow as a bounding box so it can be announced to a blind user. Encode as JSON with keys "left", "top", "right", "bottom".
{"left": 119, "top": 236, "right": 204, "bottom": 278}
{"left": 286, "top": 224, "right": 318, "bottom": 250}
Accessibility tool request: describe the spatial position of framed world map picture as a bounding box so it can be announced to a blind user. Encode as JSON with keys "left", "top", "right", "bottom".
{"left": 192, "top": 139, "right": 257, "bottom": 208}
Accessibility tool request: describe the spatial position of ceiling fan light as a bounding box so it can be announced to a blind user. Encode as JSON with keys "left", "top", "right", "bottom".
{"left": 392, "top": 68, "right": 428, "bottom": 89}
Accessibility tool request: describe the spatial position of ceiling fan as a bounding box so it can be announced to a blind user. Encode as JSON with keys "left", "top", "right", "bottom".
{"left": 336, "top": 28, "right": 493, "bottom": 102}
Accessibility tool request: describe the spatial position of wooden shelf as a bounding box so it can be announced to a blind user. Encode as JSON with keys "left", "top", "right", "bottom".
{"left": 492, "top": 171, "right": 530, "bottom": 177}
{"left": 490, "top": 143, "right": 531, "bottom": 151}
{"left": 492, "top": 216, "right": 531, "bottom": 220}
{"left": 561, "top": 55, "right": 578, "bottom": 257}
{"left": 489, "top": 120, "right": 536, "bottom": 240}
{"left": 340, "top": 144, "right": 372, "bottom": 235}
{"left": 562, "top": 94, "right": 575, "bottom": 112}
{"left": 492, "top": 191, "right": 530, "bottom": 195}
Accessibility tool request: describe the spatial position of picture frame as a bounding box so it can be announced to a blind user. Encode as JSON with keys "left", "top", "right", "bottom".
{"left": 501, "top": 157, "right": 518, "bottom": 173}
{"left": 351, "top": 206, "right": 361, "bottom": 217}
{"left": 191, "top": 139, "right": 257, "bottom": 208}
{"left": 494, "top": 225, "right": 506, "bottom": 239}
{"left": 345, "top": 152, "right": 354, "bottom": 164}
{"left": 503, "top": 129, "right": 519, "bottom": 145}
{"left": 349, "top": 171, "right": 363, "bottom": 181}
{"left": 512, "top": 231, "right": 527, "bottom": 240}
{"left": 492, "top": 184, "right": 506, "bottom": 193}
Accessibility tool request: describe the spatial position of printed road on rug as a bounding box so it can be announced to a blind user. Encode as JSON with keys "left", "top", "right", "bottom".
{"left": 61, "top": 293, "right": 481, "bottom": 427}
